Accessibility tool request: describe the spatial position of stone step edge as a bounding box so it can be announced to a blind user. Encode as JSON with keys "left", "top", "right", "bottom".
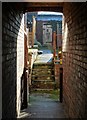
{"left": 32, "top": 68, "right": 54, "bottom": 70}
{"left": 31, "top": 80, "right": 55, "bottom": 82}
{"left": 30, "top": 89, "right": 54, "bottom": 91}
{"left": 32, "top": 75, "right": 55, "bottom": 77}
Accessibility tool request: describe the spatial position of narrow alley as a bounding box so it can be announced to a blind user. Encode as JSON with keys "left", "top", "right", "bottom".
{"left": 1, "top": 1, "right": 87, "bottom": 119}
{"left": 19, "top": 48, "right": 65, "bottom": 118}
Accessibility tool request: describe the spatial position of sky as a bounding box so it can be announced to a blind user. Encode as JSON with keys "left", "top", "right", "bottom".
{"left": 38, "top": 11, "right": 63, "bottom": 15}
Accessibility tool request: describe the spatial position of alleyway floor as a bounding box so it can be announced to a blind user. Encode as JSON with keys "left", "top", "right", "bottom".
{"left": 19, "top": 92, "right": 66, "bottom": 118}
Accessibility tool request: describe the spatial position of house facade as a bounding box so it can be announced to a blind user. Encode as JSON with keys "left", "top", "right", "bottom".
{"left": 36, "top": 14, "right": 62, "bottom": 49}
{"left": 26, "top": 12, "right": 62, "bottom": 49}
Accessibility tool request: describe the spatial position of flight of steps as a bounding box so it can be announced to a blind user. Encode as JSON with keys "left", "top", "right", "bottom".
{"left": 31, "top": 63, "right": 56, "bottom": 91}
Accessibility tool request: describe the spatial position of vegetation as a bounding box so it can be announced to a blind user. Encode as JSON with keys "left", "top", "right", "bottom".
{"left": 29, "top": 89, "right": 60, "bottom": 102}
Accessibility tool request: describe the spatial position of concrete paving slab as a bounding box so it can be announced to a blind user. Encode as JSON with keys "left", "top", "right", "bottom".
{"left": 34, "top": 49, "right": 53, "bottom": 64}
{"left": 19, "top": 93, "right": 66, "bottom": 118}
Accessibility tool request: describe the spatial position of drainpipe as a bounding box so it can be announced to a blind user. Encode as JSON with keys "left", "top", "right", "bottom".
{"left": 53, "top": 31, "right": 56, "bottom": 58}
{"left": 57, "top": 22, "right": 59, "bottom": 49}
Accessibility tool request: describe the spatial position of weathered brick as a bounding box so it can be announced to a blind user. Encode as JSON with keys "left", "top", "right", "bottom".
{"left": 2, "top": 3, "right": 24, "bottom": 118}
{"left": 63, "top": 2, "right": 87, "bottom": 118}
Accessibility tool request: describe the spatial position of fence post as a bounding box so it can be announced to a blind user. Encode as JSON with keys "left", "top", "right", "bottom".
{"left": 60, "top": 67, "right": 63, "bottom": 102}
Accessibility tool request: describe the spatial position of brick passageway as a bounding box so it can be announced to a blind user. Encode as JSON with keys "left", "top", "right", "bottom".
{"left": 1, "top": 2, "right": 87, "bottom": 119}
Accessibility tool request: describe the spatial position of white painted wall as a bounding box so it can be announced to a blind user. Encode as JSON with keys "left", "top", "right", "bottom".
{"left": 43, "top": 24, "right": 52, "bottom": 45}
{"left": 17, "top": 14, "right": 24, "bottom": 117}
{"left": 62, "top": 15, "right": 68, "bottom": 52}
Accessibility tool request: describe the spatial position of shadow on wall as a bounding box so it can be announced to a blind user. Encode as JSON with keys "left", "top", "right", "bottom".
{"left": 2, "top": 3, "right": 25, "bottom": 118}
{"left": 0, "top": 1, "right": 2, "bottom": 120}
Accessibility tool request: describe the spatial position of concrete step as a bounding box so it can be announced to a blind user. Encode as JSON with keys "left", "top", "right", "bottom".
{"left": 32, "top": 79, "right": 54, "bottom": 82}
{"left": 33, "top": 64, "right": 53, "bottom": 69}
{"left": 31, "top": 62, "right": 56, "bottom": 90}
{"left": 32, "top": 72, "right": 54, "bottom": 76}
{"left": 31, "top": 75, "right": 55, "bottom": 81}
{"left": 32, "top": 71, "right": 54, "bottom": 76}
{"left": 31, "top": 89, "right": 54, "bottom": 91}
{"left": 32, "top": 74, "right": 55, "bottom": 77}
{"left": 31, "top": 81, "right": 56, "bottom": 90}
{"left": 33, "top": 63, "right": 53, "bottom": 65}
{"left": 32, "top": 69, "right": 54, "bottom": 74}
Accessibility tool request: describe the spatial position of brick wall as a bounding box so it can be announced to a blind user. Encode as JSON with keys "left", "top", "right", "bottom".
{"left": 54, "top": 63, "right": 62, "bottom": 88}
{"left": 36, "top": 21, "right": 43, "bottom": 45}
{"left": 62, "top": 2, "right": 87, "bottom": 118}
{"left": 0, "top": 2, "right": 2, "bottom": 120}
{"left": 2, "top": 3, "right": 24, "bottom": 118}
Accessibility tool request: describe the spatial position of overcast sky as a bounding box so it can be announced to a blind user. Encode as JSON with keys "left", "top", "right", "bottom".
{"left": 38, "top": 11, "right": 63, "bottom": 15}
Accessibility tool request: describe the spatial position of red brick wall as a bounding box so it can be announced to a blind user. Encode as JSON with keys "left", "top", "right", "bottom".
{"left": 54, "top": 64, "right": 62, "bottom": 88}
{"left": 62, "top": 2, "right": 87, "bottom": 118}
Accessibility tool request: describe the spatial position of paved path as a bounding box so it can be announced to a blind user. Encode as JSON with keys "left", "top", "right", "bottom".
{"left": 19, "top": 93, "right": 66, "bottom": 118}
{"left": 34, "top": 49, "right": 53, "bottom": 64}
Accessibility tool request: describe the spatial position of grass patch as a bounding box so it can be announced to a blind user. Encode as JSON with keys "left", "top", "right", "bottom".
{"left": 30, "top": 89, "right": 60, "bottom": 101}
{"left": 49, "top": 89, "right": 60, "bottom": 100}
